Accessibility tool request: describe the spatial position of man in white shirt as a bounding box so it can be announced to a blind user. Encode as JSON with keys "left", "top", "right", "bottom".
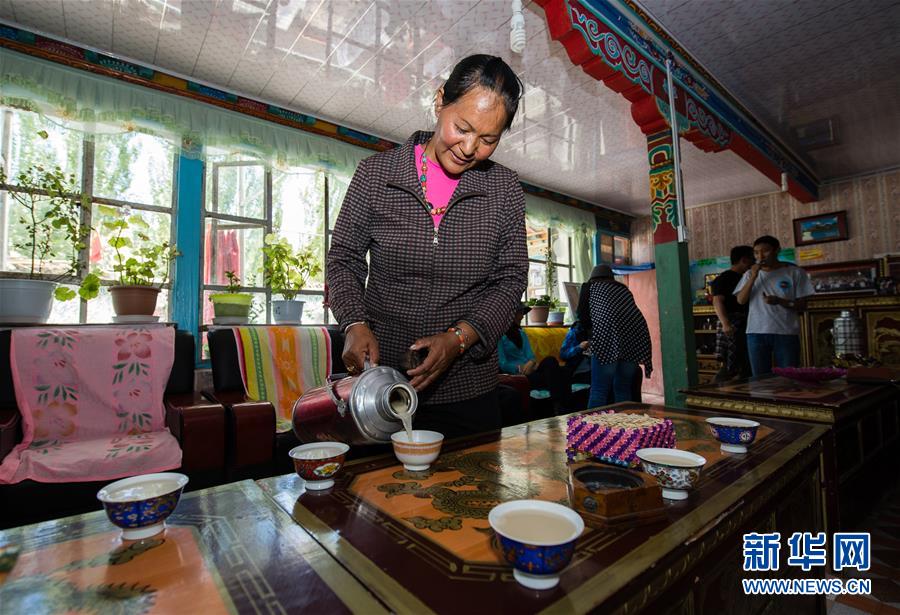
{"left": 735, "top": 235, "right": 815, "bottom": 376}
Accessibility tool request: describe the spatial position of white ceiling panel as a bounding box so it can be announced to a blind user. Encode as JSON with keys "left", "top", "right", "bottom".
{"left": 639, "top": 0, "right": 900, "bottom": 180}
{"left": 63, "top": 0, "right": 113, "bottom": 51}
{"left": 154, "top": 1, "right": 217, "bottom": 77}
{"left": 8, "top": 0, "right": 870, "bottom": 216}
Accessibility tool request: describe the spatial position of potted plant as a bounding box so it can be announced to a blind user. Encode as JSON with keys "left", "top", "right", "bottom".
{"left": 209, "top": 271, "right": 252, "bottom": 323}
{"left": 542, "top": 245, "right": 565, "bottom": 325}
{"left": 547, "top": 297, "right": 566, "bottom": 325}
{"left": 262, "top": 233, "right": 320, "bottom": 324}
{"left": 526, "top": 295, "right": 554, "bottom": 325}
{"left": 104, "top": 214, "right": 179, "bottom": 320}
{"left": 0, "top": 135, "right": 92, "bottom": 323}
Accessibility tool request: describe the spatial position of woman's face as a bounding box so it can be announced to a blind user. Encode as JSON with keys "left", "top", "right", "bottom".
{"left": 431, "top": 85, "right": 508, "bottom": 174}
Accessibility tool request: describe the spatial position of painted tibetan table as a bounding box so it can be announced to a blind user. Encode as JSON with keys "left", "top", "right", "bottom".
{"left": 0, "top": 480, "right": 388, "bottom": 614}
{"left": 683, "top": 375, "right": 900, "bottom": 531}
{"left": 259, "top": 404, "right": 829, "bottom": 615}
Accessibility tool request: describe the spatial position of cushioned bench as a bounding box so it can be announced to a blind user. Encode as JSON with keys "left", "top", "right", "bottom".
{"left": 0, "top": 327, "right": 225, "bottom": 528}
{"left": 206, "top": 326, "right": 527, "bottom": 478}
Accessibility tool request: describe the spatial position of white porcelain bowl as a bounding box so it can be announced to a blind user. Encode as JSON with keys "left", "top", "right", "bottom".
{"left": 391, "top": 430, "right": 443, "bottom": 471}
{"left": 635, "top": 448, "right": 706, "bottom": 501}
{"left": 97, "top": 472, "right": 189, "bottom": 540}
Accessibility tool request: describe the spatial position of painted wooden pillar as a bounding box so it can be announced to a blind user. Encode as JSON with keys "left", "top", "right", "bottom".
{"left": 647, "top": 130, "right": 697, "bottom": 406}
{"left": 171, "top": 140, "right": 203, "bottom": 362}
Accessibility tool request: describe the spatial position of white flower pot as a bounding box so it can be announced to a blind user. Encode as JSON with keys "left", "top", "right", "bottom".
{"left": 0, "top": 278, "right": 56, "bottom": 324}
{"left": 547, "top": 310, "right": 565, "bottom": 325}
{"left": 272, "top": 299, "right": 304, "bottom": 324}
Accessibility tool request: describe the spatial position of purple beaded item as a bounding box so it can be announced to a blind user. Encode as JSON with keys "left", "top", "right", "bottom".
{"left": 567, "top": 411, "right": 676, "bottom": 468}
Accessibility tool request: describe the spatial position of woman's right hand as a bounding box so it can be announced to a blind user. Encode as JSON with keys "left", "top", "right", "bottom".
{"left": 342, "top": 323, "right": 379, "bottom": 375}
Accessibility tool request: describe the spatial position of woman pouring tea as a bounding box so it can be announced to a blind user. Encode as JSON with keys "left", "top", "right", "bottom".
{"left": 326, "top": 55, "right": 528, "bottom": 439}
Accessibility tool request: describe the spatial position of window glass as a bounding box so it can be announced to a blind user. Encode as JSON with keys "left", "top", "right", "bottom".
{"left": 2, "top": 190, "right": 80, "bottom": 276}
{"left": 93, "top": 132, "right": 175, "bottom": 207}
{"left": 210, "top": 159, "right": 266, "bottom": 219}
{"left": 526, "top": 223, "right": 548, "bottom": 261}
{"left": 47, "top": 283, "right": 81, "bottom": 323}
{"left": 600, "top": 234, "right": 614, "bottom": 263}
{"left": 614, "top": 236, "right": 631, "bottom": 265}
{"left": 550, "top": 227, "right": 571, "bottom": 265}
{"left": 4, "top": 110, "right": 83, "bottom": 180}
{"left": 203, "top": 219, "right": 266, "bottom": 288}
{"left": 92, "top": 205, "right": 172, "bottom": 282}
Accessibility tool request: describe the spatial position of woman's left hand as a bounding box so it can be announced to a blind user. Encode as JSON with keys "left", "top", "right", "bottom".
{"left": 406, "top": 332, "right": 459, "bottom": 391}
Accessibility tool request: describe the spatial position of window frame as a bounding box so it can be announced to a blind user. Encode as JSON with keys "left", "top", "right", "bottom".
{"left": 525, "top": 224, "right": 575, "bottom": 307}
{"left": 0, "top": 108, "right": 178, "bottom": 322}
{"left": 199, "top": 158, "right": 333, "bottom": 330}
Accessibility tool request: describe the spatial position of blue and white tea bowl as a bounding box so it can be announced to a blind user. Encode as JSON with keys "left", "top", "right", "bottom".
{"left": 97, "top": 472, "right": 188, "bottom": 540}
{"left": 488, "top": 499, "right": 584, "bottom": 591}
{"left": 705, "top": 417, "right": 760, "bottom": 454}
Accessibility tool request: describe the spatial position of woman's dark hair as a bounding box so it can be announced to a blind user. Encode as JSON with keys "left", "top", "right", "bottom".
{"left": 753, "top": 235, "right": 781, "bottom": 251}
{"left": 442, "top": 55, "right": 523, "bottom": 130}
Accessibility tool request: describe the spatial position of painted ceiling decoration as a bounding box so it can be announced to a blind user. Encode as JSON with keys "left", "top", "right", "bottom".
{"left": 535, "top": 0, "right": 820, "bottom": 203}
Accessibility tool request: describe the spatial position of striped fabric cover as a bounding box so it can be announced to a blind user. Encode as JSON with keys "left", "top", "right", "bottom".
{"left": 233, "top": 326, "right": 332, "bottom": 433}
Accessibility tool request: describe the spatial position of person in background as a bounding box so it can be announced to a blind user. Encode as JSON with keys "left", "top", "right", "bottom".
{"left": 735, "top": 235, "right": 815, "bottom": 376}
{"left": 559, "top": 320, "right": 591, "bottom": 385}
{"left": 711, "top": 245, "right": 755, "bottom": 381}
{"left": 498, "top": 303, "right": 572, "bottom": 412}
{"left": 577, "top": 264, "right": 652, "bottom": 408}
{"left": 327, "top": 55, "right": 528, "bottom": 439}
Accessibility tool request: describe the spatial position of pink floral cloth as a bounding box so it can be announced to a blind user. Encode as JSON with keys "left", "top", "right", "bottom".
{"left": 0, "top": 326, "right": 181, "bottom": 484}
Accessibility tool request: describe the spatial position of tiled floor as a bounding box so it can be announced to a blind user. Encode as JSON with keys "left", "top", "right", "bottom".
{"left": 827, "top": 486, "right": 900, "bottom": 614}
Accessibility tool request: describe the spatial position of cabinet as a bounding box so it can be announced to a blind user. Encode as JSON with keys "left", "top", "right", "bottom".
{"left": 800, "top": 295, "right": 900, "bottom": 367}
{"left": 692, "top": 305, "right": 718, "bottom": 384}
{"left": 692, "top": 296, "right": 900, "bottom": 375}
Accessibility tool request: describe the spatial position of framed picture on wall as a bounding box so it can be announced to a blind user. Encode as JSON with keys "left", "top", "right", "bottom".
{"left": 793, "top": 210, "right": 849, "bottom": 246}
{"left": 704, "top": 273, "right": 718, "bottom": 299}
{"left": 804, "top": 260, "right": 879, "bottom": 295}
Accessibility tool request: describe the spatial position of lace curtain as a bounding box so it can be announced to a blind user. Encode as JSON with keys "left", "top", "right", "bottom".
{"left": 0, "top": 49, "right": 370, "bottom": 175}
{"left": 524, "top": 193, "right": 596, "bottom": 282}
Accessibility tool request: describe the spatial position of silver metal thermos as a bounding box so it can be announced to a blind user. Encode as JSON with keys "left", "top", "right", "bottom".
{"left": 291, "top": 366, "right": 417, "bottom": 444}
{"left": 832, "top": 310, "right": 864, "bottom": 357}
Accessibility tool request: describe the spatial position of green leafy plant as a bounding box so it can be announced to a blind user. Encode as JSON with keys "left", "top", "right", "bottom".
{"left": 0, "top": 130, "right": 91, "bottom": 300}
{"left": 544, "top": 245, "right": 558, "bottom": 304}
{"left": 223, "top": 271, "right": 242, "bottom": 293}
{"left": 262, "top": 233, "right": 320, "bottom": 301}
{"left": 526, "top": 294, "right": 560, "bottom": 309}
{"left": 103, "top": 213, "right": 179, "bottom": 287}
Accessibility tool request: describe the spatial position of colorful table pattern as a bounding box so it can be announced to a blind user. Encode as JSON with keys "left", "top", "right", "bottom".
{"left": 0, "top": 480, "right": 388, "bottom": 614}
{"left": 260, "top": 404, "right": 826, "bottom": 614}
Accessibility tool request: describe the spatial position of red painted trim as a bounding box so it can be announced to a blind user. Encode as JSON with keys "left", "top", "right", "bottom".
{"left": 536, "top": 0, "right": 818, "bottom": 204}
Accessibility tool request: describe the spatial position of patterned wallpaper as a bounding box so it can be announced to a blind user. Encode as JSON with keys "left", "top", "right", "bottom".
{"left": 631, "top": 168, "right": 900, "bottom": 265}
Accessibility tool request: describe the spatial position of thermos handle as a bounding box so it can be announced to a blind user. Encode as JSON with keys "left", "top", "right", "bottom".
{"left": 325, "top": 375, "right": 348, "bottom": 418}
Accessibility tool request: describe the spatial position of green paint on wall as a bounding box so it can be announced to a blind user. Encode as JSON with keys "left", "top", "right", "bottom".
{"left": 654, "top": 241, "right": 698, "bottom": 407}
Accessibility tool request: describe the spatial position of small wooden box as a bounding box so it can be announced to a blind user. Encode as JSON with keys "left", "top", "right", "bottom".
{"left": 567, "top": 462, "right": 666, "bottom": 528}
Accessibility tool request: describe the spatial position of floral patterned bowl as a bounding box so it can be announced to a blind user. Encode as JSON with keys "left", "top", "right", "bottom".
{"left": 289, "top": 442, "right": 350, "bottom": 491}
{"left": 489, "top": 499, "right": 585, "bottom": 590}
{"left": 635, "top": 448, "right": 706, "bottom": 501}
{"left": 97, "top": 472, "right": 189, "bottom": 540}
{"left": 706, "top": 417, "right": 760, "bottom": 454}
{"left": 772, "top": 367, "right": 847, "bottom": 382}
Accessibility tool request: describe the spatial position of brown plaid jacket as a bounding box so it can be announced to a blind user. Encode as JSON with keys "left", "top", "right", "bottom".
{"left": 327, "top": 131, "right": 528, "bottom": 404}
